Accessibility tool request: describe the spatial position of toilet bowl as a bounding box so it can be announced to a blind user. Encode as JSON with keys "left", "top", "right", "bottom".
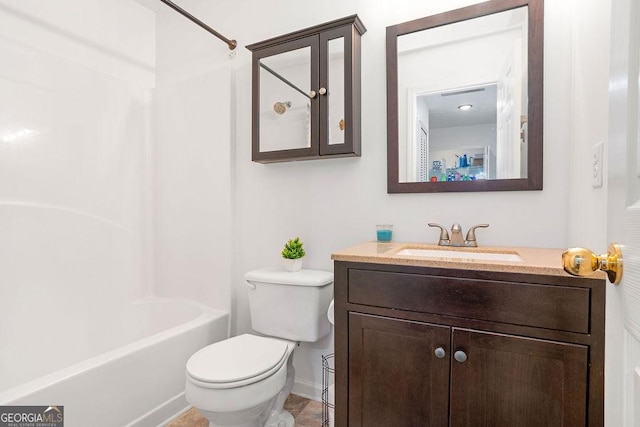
{"left": 186, "top": 334, "right": 297, "bottom": 427}
{"left": 185, "top": 267, "right": 334, "bottom": 427}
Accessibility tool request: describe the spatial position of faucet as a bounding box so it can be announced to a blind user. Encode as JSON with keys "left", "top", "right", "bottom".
{"left": 428, "top": 223, "right": 489, "bottom": 247}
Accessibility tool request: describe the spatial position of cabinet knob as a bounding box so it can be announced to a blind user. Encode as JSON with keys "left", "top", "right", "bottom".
{"left": 454, "top": 350, "right": 467, "bottom": 363}
{"left": 309, "top": 90, "right": 317, "bottom": 99}
{"left": 434, "top": 347, "right": 446, "bottom": 359}
{"left": 319, "top": 87, "right": 327, "bottom": 95}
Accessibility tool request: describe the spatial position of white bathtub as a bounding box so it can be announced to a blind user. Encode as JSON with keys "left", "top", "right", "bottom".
{"left": 0, "top": 297, "right": 229, "bottom": 427}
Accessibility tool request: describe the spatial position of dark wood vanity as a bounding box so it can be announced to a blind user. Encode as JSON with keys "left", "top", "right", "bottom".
{"left": 333, "top": 244, "right": 605, "bottom": 426}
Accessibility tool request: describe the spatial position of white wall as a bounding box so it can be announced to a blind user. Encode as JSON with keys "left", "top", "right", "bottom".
{"left": 153, "top": 1, "right": 234, "bottom": 316}
{"left": 149, "top": 0, "right": 579, "bottom": 398}
{"left": 566, "top": 0, "right": 609, "bottom": 250}
{"left": 562, "top": 0, "right": 613, "bottom": 420}
{"left": 430, "top": 124, "right": 495, "bottom": 164}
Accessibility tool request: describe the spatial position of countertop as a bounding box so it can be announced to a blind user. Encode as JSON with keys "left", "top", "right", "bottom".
{"left": 331, "top": 241, "right": 606, "bottom": 279}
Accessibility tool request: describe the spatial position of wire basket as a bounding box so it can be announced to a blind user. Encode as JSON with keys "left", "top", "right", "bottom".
{"left": 321, "top": 353, "right": 335, "bottom": 427}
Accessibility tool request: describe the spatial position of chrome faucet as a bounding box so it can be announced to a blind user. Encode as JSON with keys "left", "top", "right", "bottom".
{"left": 428, "top": 223, "right": 489, "bottom": 247}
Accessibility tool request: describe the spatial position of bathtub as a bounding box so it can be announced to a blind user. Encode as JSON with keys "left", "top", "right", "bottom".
{"left": 0, "top": 297, "right": 229, "bottom": 427}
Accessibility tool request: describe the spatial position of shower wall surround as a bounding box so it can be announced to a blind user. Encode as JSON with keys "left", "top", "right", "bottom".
{"left": 0, "top": 0, "right": 154, "bottom": 392}
{"left": 0, "top": 2, "right": 235, "bottom": 422}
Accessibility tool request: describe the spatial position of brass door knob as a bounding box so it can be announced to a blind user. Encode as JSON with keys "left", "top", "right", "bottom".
{"left": 562, "top": 243, "right": 623, "bottom": 284}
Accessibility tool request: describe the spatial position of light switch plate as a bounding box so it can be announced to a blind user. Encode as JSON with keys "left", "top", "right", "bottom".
{"left": 592, "top": 142, "right": 604, "bottom": 188}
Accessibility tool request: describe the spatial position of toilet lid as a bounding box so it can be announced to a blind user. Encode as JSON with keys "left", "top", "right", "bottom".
{"left": 245, "top": 267, "right": 333, "bottom": 287}
{"left": 186, "top": 334, "right": 289, "bottom": 386}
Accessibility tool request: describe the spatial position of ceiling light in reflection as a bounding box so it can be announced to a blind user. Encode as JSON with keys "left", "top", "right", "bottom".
{"left": 458, "top": 104, "right": 473, "bottom": 111}
{"left": 2, "top": 128, "right": 37, "bottom": 143}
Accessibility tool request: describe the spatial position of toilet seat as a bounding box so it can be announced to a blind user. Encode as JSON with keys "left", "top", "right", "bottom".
{"left": 186, "top": 334, "right": 292, "bottom": 389}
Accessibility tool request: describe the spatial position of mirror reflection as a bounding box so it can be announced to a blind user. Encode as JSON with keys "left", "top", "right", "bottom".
{"left": 259, "top": 47, "right": 313, "bottom": 152}
{"left": 397, "top": 6, "right": 528, "bottom": 183}
{"left": 327, "top": 37, "right": 346, "bottom": 146}
{"left": 409, "top": 84, "right": 497, "bottom": 182}
{"left": 387, "top": 0, "right": 543, "bottom": 193}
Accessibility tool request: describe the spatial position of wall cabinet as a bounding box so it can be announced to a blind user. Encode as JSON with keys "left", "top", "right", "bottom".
{"left": 246, "top": 15, "right": 366, "bottom": 163}
{"left": 334, "top": 262, "right": 605, "bottom": 426}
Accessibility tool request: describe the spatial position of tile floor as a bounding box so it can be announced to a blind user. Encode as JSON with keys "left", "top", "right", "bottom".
{"left": 167, "top": 394, "right": 323, "bottom": 427}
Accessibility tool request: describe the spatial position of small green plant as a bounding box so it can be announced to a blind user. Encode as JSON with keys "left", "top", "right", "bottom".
{"left": 281, "top": 237, "right": 306, "bottom": 259}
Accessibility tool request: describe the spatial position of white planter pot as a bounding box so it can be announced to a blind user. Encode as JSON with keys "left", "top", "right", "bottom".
{"left": 283, "top": 258, "right": 303, "bottom": 272}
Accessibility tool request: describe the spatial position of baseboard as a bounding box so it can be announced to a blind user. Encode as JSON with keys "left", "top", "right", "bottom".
{"left": 292, "top": 378, "right": 322, "bottom": 402}
{"left": 124, "top": 392, "right": 190, "bottom": 427}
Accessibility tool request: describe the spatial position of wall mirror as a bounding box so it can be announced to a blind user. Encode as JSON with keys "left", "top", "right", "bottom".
{"left": 386, "top": 0, "right": 543, "bottom": 193}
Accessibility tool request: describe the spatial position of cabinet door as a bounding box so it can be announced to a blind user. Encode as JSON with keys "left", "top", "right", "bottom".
{"left": 319, "top": 24, "right": 360, "bottom": 156}
{"left": 450, "top": 328, "right": 588, "bottom": 426}
{"left": 348, "top": 313, "right": 450, "bottom": 426}
{"left": 252, "top": 35, "right": 319, "bottom": 162}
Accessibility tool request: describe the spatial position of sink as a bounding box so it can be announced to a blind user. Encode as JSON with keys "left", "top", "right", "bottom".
{"left": 395, "top": 248, "right": 522, "bottom": 262}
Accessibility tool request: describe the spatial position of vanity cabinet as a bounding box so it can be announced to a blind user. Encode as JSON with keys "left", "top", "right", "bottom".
{"left": 246, "top": 15, "right": 366, "bottom": 163}
{"left": 334, "top": 261, "right": 605, "bottom": 426}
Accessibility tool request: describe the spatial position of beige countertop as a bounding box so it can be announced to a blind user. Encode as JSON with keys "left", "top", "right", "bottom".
{"left": 331, "top": 241, "right": 606, "bottom": 279}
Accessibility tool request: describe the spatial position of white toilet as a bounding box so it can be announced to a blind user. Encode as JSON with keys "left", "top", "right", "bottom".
{"left": 185, "top": 266, "right": 334, "bottom": 427}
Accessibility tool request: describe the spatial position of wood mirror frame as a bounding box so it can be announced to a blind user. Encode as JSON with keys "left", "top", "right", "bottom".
{"left": 386, "top": 0, "right": 543, "bottom": 193}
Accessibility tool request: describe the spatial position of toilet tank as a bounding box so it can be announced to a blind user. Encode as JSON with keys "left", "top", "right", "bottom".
{"left": 245, "top": 267, "right": 334, "bottom": 342}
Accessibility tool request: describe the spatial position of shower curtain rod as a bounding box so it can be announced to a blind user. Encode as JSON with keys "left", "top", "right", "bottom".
{"left": 158, "top": 0, "right": 237, "bottom": 50}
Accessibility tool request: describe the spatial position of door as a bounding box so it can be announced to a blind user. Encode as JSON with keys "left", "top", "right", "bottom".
{"left": 496, "top": 43, "right": 522, "bottom": 179}
{"left": 607, "top": 0, "right": 640, "bottom": 426}
{"left": 416, "top": 122, "right": 429, "bottom": 182}
{"left": 348, "top": 313, "right": 450, "bottom": 427}
{"left": 319, "top": 24, "right": 358, "bottom": 156}
{"left": 449, "top": 329, "right": 588, "bottom": 427}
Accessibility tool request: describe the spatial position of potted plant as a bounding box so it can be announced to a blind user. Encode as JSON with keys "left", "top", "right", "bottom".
{"left": 281, "top": 237, "right": 305, "bottom": 272}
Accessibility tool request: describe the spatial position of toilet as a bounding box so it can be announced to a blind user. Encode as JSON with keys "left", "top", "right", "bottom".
{"left": 185, "top": 266, "right": 334, "bottom": 427}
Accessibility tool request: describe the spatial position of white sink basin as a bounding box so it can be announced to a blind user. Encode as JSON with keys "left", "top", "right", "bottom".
{"left": 396, "top": 248, "right": 522, "bottom": 262}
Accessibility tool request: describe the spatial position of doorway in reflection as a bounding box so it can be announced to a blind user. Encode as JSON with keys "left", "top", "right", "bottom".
{"left": 411, "top": 84, "right": 497, "bottom": 182}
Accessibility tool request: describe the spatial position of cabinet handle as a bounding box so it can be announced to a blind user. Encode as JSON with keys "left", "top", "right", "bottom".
{"left": 319, "top": 87, "right": 327, "bottom": 95}
{"left": 454, "top": 350, "right": 467, "bottom": 363}
{"left": 434, "top": 347, "right": 446, "bottom": 359}
{"left": 309, "top": 90, "right": 317, "bottom": 99}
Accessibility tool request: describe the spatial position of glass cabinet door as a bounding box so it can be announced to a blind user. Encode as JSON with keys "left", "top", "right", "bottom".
{"left": 253, "top": 35, "right": 319, "bottom": 161}
{"left": 319, "top": 25, "right": 359, "bottom": 156}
